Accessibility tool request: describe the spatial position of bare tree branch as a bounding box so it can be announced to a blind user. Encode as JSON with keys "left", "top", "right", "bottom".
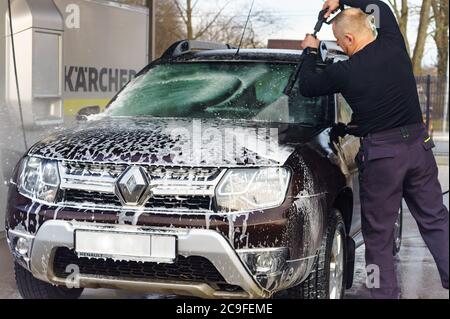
{"left": 194, "top": 1, "right": 232, "bottom": 39}
{"left": 388, "top": 0, "right": 410, "bottom": 55}
{"left": 191, "top": 0, "right": 200, "bottom": 11}
{"left": 431, "top": 0, "right": 449, "bottom": 78}
{"left": 412, "top": 0, "right": 433, "bottom": 75}
{"left": 172, "top": 0, "right": 188, "bottom": 25}
{"left": 156, "top": 0, "right": 279, "bottom": 50}
{"left": 388, "top": 0, "right": 400, "bottom": 20}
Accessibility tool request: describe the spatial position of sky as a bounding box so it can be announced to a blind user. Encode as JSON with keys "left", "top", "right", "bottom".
{"left": 194, "top": 0, "right": 439, "bottom": 68}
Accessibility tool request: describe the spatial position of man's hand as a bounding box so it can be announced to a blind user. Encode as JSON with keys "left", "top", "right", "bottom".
{"left": 322, "top": 0, "right": 340, "bottom": 18}
{"left": 330, "top": 122, "right": 348, "bottom": 144}
{"left": 300, "top": 34, "right": 320, "bottom": 50}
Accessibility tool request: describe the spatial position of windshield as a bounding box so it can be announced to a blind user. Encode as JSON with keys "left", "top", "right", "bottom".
{"left": 105, "top": 62, "right": 328, "bottom": 125}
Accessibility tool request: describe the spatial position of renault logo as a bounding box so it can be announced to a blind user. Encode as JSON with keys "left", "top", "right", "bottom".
{"left": 116, "top": 167, "right": 150, "bottom": 206}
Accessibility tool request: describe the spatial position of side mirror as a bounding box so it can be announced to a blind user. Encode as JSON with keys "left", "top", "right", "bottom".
{"left": 76, "top": 105, "right": 100, "bottom": 121}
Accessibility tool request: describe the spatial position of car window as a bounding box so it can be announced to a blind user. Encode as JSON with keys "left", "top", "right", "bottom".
{"left": 289, "top": 78, "right": 329, "bottom": 124}
{"left": 104, "top": 62, "right": 327, "bottom": 125}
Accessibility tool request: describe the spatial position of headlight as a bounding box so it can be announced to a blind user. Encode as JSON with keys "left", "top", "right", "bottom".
{"left": 237, "top": 247, "right": 311, "bottom": 292}
{"left": 215, "top": 167, "right": 291, "bottom": 212}
{"left": 18, "top": 157, "right": 60, "bottom": 203}
{"left": 238, "top": 248, "right": 288, "bottom": 276}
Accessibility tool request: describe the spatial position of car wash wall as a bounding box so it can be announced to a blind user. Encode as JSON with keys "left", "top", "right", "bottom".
{"left": 0, "top": 0, "right": 152, "bottom": 235}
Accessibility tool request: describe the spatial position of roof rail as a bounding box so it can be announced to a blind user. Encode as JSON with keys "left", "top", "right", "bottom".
{"left": 161, "top": 40, "right": 236, "bottom": 59}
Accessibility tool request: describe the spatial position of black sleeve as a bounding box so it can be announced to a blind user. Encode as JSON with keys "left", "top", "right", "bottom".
{"left": 298, "top": 53, "right": 350, "bottom": 98}
{"left": 341, "top": 0, "right": 404, "bottom": 42}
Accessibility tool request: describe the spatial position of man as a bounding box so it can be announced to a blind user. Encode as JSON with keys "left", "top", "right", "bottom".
{"left": 298, "top": 0, "right": 449, "bottom": 299}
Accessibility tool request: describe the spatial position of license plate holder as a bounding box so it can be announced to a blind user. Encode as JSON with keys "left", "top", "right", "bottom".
{"left": 74, "top": 230, "right": 177, "bottom": 263}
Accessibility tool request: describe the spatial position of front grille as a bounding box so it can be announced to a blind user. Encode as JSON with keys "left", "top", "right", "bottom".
{"left": 61, "top": 162, "right": 127, "bottom": 179}
{"left": 63, "top": 189, "right": 213, "bottom": 210}
{"left": 64, "top": 190, "right": 122, "bottom": 207}
{"left": 145, "top": 195, "right": 213, "bottom": 210}
{"left": 59, "top": 163, "right": 222, "bottom": 211}
{"left": 148, "top": 167, "right": 222, "bottom": 182}
{"left": 53, "top": 248, "right": 227, "bottom": 284}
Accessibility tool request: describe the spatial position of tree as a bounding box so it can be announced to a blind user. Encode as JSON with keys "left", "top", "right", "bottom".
{"left": 431, "top": 0, "right": 449, "bottom": 126}
{"left": 118, "top": 0, "right": 276, "bottom": 55}
{"left": 154, "top": 1, "right": 184, "bottom": 57}
{"left": 388, "top": 0, "right": 410, "bottom": 54}
{"left": 411, "top": 0, "right": 432, "bottom": 75}
{"left": 197, "top": 8, "right": 276, "bottom": 48}
{"left": 388, "top": 0, "right": 433, "bottom": 75}
{"left": 431, "top": 0, "right": 449, "bottom": 80}
{"left": 171, "top": 0, "right": 276, "bottom": 48}
{"left": 172, "top": 0, "right": 231, "bottom": 40}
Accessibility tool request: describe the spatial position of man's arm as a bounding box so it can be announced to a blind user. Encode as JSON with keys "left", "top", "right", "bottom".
{"left": 298, "top": 52, "right": 350, "bottom": 98}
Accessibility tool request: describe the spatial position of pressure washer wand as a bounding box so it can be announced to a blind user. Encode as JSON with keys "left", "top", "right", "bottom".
{"left": 284, "top": 6, "right": 343, "bottom": 95}
{"left": 313, "top": 5, "right": 345, "bottom": 38}
{"left": 313, "top": 9, "right": 329, "bottom": 38}
{"left": 283, "top": 9, "right": 328, "bottom": 95}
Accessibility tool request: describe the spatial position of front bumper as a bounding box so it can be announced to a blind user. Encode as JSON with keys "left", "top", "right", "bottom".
{"left": 8, "top": 220, "right": 274, "bottom": 299}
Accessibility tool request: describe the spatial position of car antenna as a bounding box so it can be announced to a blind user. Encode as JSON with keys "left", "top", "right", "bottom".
{"left": 235, "top": 0, "right": 255, "bottom": 57}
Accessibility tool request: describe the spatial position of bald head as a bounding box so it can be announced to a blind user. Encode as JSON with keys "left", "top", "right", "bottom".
{"left": 333, "top": 8, "right": 375, "bottom": 38}
{"left": 332, "top": 8, "right": 377, "bottom": 56}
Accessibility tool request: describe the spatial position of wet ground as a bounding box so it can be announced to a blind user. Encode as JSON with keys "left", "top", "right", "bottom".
{"left": 0, "top": 160, "right": 448, "bottom": 299}
{"left": 345, "top": 194, "right": 449, "bottom": 299}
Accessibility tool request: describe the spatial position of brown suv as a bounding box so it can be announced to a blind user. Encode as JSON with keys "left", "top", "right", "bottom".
{"left": 5, "top": 41, "right": 402, "bottom": 299}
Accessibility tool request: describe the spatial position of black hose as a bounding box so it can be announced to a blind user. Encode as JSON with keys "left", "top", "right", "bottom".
{"left": 7, "top": 0, "right": 28, "bottom": 150}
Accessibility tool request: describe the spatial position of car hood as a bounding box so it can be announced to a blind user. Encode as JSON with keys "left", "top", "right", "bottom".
{"left": 28, "top": 117, "right": 316, "bottom": 166}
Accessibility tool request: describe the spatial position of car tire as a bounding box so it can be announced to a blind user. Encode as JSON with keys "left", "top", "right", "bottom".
{"left": 284, "top": 209, "right": 347, "bottom": 299}
{"left": 393, "top": 204, "right": 403, "bottom": 256}
{"left": 15, "top": 263, "right": 84, "bottom": 299}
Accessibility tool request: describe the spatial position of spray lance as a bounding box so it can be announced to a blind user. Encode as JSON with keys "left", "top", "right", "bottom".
{"left": 313, "top": 3, "right": 346, "bottom": 38}
{"left": 284, "top": 5, "right": 360, "bottom": 140}
{"left": 284, "top": 5, "right": 344, "bottom": 95}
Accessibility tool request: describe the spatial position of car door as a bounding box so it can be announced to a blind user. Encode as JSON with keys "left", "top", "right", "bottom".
{"left": 335, "top": 95, "right": 362, "bottom": 241}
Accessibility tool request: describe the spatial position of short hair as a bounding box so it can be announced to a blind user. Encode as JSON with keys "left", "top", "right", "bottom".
{"left": 333, "top": 8, "right": 376, "bottom": 38}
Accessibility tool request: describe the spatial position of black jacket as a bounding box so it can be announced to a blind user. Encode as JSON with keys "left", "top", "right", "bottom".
{"left": 298, "top": 0, "right": 423, "bottom": 137}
